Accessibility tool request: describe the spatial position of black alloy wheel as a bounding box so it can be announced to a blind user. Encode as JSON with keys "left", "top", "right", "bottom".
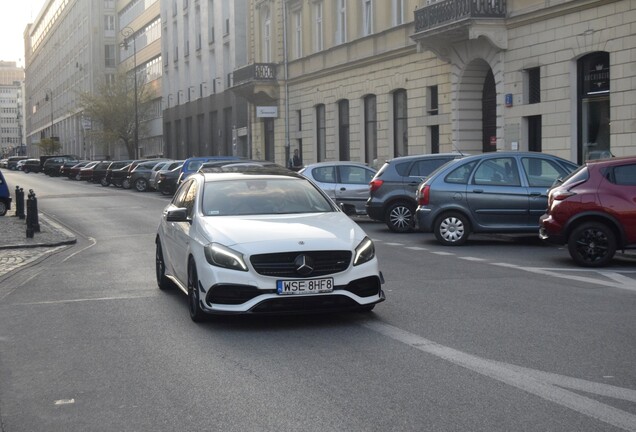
{"left": 568, "top": 222, "right": 617, "bottom": 267}
{"left": 155, "top": 240, "right": 172, "bottom": 290}
{"left": 187, "top": 261, "right": 207, "bottom": 322}
{"left": 135, "top": 178, "right": 148, "bottom": 192}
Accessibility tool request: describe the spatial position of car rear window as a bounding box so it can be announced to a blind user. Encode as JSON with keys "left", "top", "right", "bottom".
{"left": 610, "top": 164, "right": 636, "bottom": 186}
{"left": 560, "top": 166, "right": 589, "bottom": 188}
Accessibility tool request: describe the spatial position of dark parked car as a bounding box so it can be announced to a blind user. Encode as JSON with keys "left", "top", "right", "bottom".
{"left": 156, "top": 163, "right": 184, "bottom": 195}
{"left": 6, "top": 156, "right": 27, "bottom": 170}
{"left": 42, "top": 156, "right": 80, "bottom": 176}
{"left": 300, "top": 161, "right": 376, "bottom": 215}
{"left": 92, "top": 161, "right": 120, "bottom": 185}
{"left": 0, "top": 170, "right": 11, "bottom": 216}
{"left": 63, "top": 161, "right": 91, "bottom": 179}
{"left": 78, "top": 160, "right": 106, "bottom": 182}
{"left": 149, "top": 160, "right": 183, "bottom": 191}
{"left": 415, "top": 151, "right": 579, "bottom": 245}
{"left": 102, "top": 160, "right": 134, "bottom": 187}
{"left": 366, "top": 153, "right": 464, "bottom": 232}
{"left": 540, "top": 155, "right": 636, "bottom": 267}
{"left": 128, "top": 159, "right": 169, "bottom": 192}
{"left": 22, "top": 159, "right": 43, "bottom": 173}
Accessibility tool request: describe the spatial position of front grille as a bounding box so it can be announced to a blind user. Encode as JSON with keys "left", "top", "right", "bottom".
{"left": 250, "top": 251, "right": 352, "bottom": 277}
{"left": 250, "top": 295, "right": 360, "bottom": 314}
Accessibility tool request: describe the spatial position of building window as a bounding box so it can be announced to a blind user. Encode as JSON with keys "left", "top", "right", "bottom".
{"left": 429, "top": 125, "right": 439, "bottom": 154}
{"left": 294, "top": 11, "right": 302, "bottom": 59}
{"left": 393, "top": 0, "right": 403, "bottom": 25}
{"left": 316, "top": 104, "right": 326, "bottom": 162}
{"left": 527, "top": 116, "right": 542, "bottom": 152}
{"left": 393, "top": 89, "right": 408, "bottom": 157}
{"left": 364, "top": 95, "right": 377, "bottom": 165}
{"left": 313, "top": 2, "right": 323, "bottom": 52}
{"left": 105, "top": 44, "right": 116, "bottom": 67}
{"left": 336, "top": 0, "right": 347, "bottom": 44}
{"left": 578, "top": 52, "right": 610, "bottom": 163}
{"left": 338, "top": 99, "right": 350, "bottom": 161}
{"left": 527, "top": 67, "right": 540, "bottom": 104}
{"left": 362, "top": 0, "right": 373, "bottom": 36}
{"left": 104, "top": 15, "right": 115, "bottom": 32}
{"left": 427, "top": 85, "right": 438, "bottom": 115}
{"left": 262, "top": 7, "right": 272, "bottom": 62}
{"left": 104, "top": 0, "right": 114, "bottom": 8}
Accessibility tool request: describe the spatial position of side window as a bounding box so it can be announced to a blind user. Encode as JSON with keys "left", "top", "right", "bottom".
{"left": 474, "top": 158, "right": 520, "bottom": 186}
{"left": 313, "top": 166, "right": 336, "bottom": 183}
{"left": 172, "top": 179, "right": 194, "bottom": 207}
{"left": 183, "top": 180, "right": 198, "bottom": 216}
{"left": 445, "top": 161, "right": 477, "bottom": 184}
{"left": 410, "top": 159, "right": 440, "bottom": 177}
{"left": 521, "top": 157, "right": 567, "bottom": 187}
{"left": 613, "top": 164, "right": 636, "bottom": 186}
{"left": 338, "top": 166, "right": 369, "bottom": 184}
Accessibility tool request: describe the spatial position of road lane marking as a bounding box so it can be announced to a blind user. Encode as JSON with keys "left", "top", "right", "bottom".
{"left": 7, "top": 294, "right": 156, "bottom": 306}
{"left": 362, "top": 320, "right": 636, "bottom": 431}
{"left": 405, "top": 247, "right": 428, "bottom": 251}
{"left": 459, "top": 257, "right": 486, "bottom": 262}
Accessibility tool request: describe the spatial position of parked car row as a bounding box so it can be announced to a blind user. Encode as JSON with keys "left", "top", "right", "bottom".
{"left": 366, "top": 151, "right": 635, "bottom": 268}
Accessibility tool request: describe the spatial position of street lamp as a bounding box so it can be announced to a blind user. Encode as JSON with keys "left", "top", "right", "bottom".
{"left": 121, "top": 26, "right": 139, "bottom": 159}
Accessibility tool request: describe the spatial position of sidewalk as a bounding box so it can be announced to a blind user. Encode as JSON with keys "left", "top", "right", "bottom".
{"left": 0, "top": 212, "right": 77, "bottom": 277}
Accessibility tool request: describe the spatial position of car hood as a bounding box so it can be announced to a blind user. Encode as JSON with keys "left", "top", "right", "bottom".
{"left": 196, "top": 212, "right": 365, "bottom": 253}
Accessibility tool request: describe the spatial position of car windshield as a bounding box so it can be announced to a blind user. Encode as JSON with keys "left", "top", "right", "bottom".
{"left": 202, "top": 178, "right": 335, "bottom": 216}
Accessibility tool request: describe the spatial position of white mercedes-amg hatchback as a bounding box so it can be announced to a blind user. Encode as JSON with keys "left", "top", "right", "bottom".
{"left": 156, "top": 165, "right": 385, "bottom": 322}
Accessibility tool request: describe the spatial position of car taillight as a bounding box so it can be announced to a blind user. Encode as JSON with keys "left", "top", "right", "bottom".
{"left": 548, "top": 189, "right": 576, "bottom": 207}
{"left": 417, "top": 184, "right": 430, "bottom": 206}
{"left": 369, "top": 179, "right": 384, "bottom": 193}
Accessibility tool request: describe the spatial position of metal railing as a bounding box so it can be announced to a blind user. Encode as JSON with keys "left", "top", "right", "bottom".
{"left": 414, "top": 0, "right": 506, "bottom": 33}
{"left": 232, "top": 63, "right": 277, "bottom": 86}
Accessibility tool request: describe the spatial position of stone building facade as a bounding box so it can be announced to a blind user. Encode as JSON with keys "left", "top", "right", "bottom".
{"left": 233, "top": 0, "right": 635, "bottom": 168}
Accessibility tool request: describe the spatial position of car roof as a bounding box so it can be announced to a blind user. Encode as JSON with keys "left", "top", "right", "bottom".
{"left": 383, "top": 152, "right": 464, "bottom": 163}
{"left": 198, "top": 165, "right": 304, "bottom": 181}
{"left": 302, "top": 161, "right": 374, "bottom": 168}
{"left": 585, "top": 155, "right": 636, "bottom": 167}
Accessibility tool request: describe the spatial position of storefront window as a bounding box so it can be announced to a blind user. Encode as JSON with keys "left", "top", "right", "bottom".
{"left": 579, "top": 52, "right": 610, "bottom": 162}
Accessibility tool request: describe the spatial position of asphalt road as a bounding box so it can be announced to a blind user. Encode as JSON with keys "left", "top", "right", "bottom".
{"left": 1, "top": 170, "right": 635, "bottom": 432}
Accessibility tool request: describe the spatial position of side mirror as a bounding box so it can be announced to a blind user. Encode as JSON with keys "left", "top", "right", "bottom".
{"left": 166, "top": 207, "right": 190, "bottom": 222}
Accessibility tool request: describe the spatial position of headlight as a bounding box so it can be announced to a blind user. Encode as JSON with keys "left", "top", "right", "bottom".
{"left": 353, "top": 236, "right": 375, "bottom": 266}
{"left": 204, "top": 243, "right": 248, "bottom": 271}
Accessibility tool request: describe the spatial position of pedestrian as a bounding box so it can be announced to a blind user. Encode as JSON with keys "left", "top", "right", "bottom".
{"left": 288, "top": 149, "right": 303, "bottom": 171}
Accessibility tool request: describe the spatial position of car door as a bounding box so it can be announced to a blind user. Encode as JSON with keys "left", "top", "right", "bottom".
{"left": 334, "top": 165, "right": 375, "bottom": 213}
{"left": 308, "top": 165, "right": 338, "bottom": 200}
{"left": 520, "top": 156, "right": 574, "bottom": 227}
{"left": 163, "top": 179, "right": 196, "bottom": 285}
{"left": 466, "top": 156, "right": 530, "bottom": 230}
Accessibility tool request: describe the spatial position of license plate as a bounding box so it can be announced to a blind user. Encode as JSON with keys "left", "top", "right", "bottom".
{"left": 277, "top": 278, "right": 334, "bottom": 295}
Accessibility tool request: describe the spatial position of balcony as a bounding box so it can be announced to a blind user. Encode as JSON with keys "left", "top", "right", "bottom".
{"left": 230, "top": 63, "right": 279, "bottom": 104}
{"left": 412, "top": 0, "right": 507, "bottom": 56}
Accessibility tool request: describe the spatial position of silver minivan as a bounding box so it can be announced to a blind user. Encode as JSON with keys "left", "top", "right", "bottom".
{"left": 416, "top": 151, "right": 578, "bottom": 245}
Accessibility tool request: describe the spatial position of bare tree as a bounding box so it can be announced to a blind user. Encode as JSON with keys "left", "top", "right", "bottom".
{"left": 78, "top": 71, "right": 154, "bottom": 159}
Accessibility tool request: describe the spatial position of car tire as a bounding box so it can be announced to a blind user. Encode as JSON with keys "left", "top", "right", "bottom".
{"left": 122, "top": 179, "right": 131, "bottom": 189}
{"left": 0, "top": 200, "right": 7, "bottom": 216}
{"left": 434, "top": 212, "right": 470, "bottom": 246}
{"left": 567, "top": 222, "right": 617, "bottom": 267}
{"left": 155, "top": 240, "right": 172, "bottom": 290}
{"left": 161, "top": 188, "right": 172, "bottom": 196}
{"left": 188, "top": 261, "right": 207, "bottom": 322}
{"left": 358, "top": 304, "right": 375, "bottom": 312}
{"left": 135, "top": 178, "right": 148, "bottom": 192}
{"left": 385, "top": 201, "right": 415, "bottom": 233}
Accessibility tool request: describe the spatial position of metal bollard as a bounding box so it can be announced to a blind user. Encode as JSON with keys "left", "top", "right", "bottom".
{"left": 15, "top": 186, "right": 25, "bottom": 219}
{"left": 26, "top": 192, "right": 34, "bottom": 238}
{"left": 29, "top": 190, "right": 40, "bottom": 232}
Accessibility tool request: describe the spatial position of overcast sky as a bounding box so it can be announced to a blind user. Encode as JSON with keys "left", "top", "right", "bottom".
{"left": 1, "top": 0, "right": 47, "bottom": 66}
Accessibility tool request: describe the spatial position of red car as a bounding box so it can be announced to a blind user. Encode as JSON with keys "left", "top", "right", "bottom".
{"left": 540, "top": 156, "right": 636, "bottom": 267}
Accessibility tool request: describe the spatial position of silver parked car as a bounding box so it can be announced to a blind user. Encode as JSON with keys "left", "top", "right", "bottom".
{"left": 299, "top": 161, "right": 376, "bottom": 215}
{"left": 415, "top": 151, "right": 578, "bottom": 245}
